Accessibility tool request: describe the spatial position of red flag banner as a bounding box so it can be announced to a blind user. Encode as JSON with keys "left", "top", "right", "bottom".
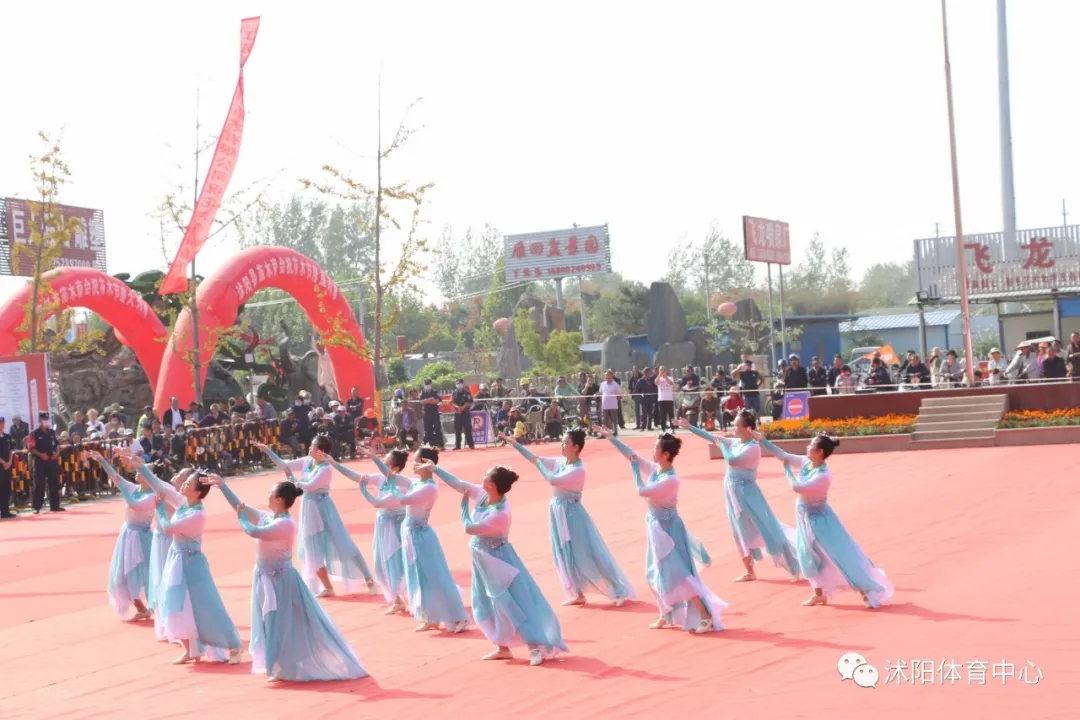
{"left": 160, "top": 16, "right": 261, "bottom": 295}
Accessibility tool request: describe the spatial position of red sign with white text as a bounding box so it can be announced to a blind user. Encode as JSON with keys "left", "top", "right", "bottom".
{"left": 743, "top": 216, "right": 791, "bottom": 265}
{"left": 0, "top": 198, "right": 107, "bottom": 277}
{"left": 504, "top": 225, "right": 612, "bottom": 282}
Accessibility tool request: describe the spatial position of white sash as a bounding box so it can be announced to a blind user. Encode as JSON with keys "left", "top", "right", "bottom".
{"left": 646, "top": 517, "right": 675, "bottom": 562}
{"left": 472, "top": 547, "right": 520, "bottom": 598}
{"left": 554, "top": 503, "right": 572, "bottom": 544}
{"left": 257, "top": 571, "right": 278, "bottom": 618}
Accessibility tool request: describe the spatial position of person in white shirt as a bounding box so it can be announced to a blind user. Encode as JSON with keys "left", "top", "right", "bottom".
{"left": 598, "top": 371, "right": 622, "bottom": 436}
{"left": 986, "top": 347, "right": 1008, "bottom": 386}
{"left": 655, "top": 366, "right": 676, "bottom": 432}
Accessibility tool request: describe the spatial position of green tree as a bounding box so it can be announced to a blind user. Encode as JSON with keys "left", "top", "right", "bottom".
{"left": 239, "top": 197, "right": 373, "bottom": 355}
{"left": 857, "top": 261, "right": 916, "bottom": 309}
{"left": 433, "top": 223, "right": 503, "bottom": 299}
{"left": 784, "top": 233, "right": 856, "bottom": 314}
{"left": 513, "top": 309, "right": 584, "bottom": 375}
{"left": 479, "top": 256, "right": 532, "bottom": 341}
{"left": 14, "top": 132, "right": 102, "bottom": 355}
{"left": 587, "top": 279, "right": 650, "bottom": 337}
{"left": 302, "top": 91, "right": 433, "bottom": 385}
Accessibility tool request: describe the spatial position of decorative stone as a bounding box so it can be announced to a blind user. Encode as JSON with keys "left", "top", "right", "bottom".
{"left": 496, "top": 322, "right": 522, "bottom": 380}
{"left": 645, "top": 282, "right": 688, "bottom": 349}
{"left": 654, "top": 341, "right": 696, "bottom": 371}
{"left": 601, "top": 335, "right": 633, "bottom": 371}
{"left": 631, "top": 351, "right": 652, "bottom": 369}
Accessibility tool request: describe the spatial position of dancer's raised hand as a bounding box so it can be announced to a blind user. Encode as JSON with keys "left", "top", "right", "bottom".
{"left": 675, "top": 418, "right": 691, "bottom": 430}
{"left": 595, "top": 425, "right": 614, "bottom": 438}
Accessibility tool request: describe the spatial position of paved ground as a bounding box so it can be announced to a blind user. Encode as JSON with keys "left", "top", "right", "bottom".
{"left": 0, "top": 439, "right": 1074, "bottom": 719}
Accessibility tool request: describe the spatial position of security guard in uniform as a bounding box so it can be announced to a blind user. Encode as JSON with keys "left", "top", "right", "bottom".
{"left": 29, "top": 412, "right": 64, "bottom": 514}
{"left": 0, "top": 417, "right": 16, "bottom": 518}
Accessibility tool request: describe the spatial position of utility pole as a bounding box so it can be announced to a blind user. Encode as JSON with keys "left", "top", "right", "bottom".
{"left": 941, "top": 0, "right": 976, "bottom": 386}
{"left": 190, "top": 89, "right": 203, "bottom": 405}
{"left": 997, "top": 0, "right": 1018, "bottom": 249}
{"left": 703, "top": 253, "right": 712, "bottom": 322}
{"left": 935, "top": 222, "right": 941, "bottom": 239}
{"left": 1063, "top": 200, "right": 1069, "bottom": 228}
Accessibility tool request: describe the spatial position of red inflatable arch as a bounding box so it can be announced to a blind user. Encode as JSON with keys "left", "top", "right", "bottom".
{"left": 0, "top": 267, "right": 168, "bottom": 386}
{"left": 155, "top": 246, "right": 374, "bottom": 416}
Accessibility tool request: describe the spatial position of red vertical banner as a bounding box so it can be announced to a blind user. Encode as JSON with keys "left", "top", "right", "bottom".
{"left": 160, "top": 16, "right": 261, "bottom": 295}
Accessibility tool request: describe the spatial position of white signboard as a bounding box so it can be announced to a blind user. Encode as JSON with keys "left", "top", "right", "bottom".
{"left": 504, "top": 225, "right": 611, "bottom": 282}
{"left": 0, "top": 361, "right": 30, "bottom": 423}
{"left": 915, "top": 225, "right": 1080, "bottom": 299}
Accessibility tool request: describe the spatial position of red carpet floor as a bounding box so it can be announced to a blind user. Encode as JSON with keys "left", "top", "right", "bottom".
{"left": 0, "top": 439, "right": 1075, "bottom": 719}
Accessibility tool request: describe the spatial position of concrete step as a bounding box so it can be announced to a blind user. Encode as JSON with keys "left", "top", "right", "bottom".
{"left": 913, "top": 418, "right": 1002, "bottom": 432}
{"left": 920, "top": 394, "right": 1008, "bottom": 410}
{"left": 917, "top": 405, "right": 1005, "bottom": 419}
{"left": 910, "top": 435, "right": 998, "bottom": 450}
{"left": 911, "top": 428, "right": 997, "bottom": 442}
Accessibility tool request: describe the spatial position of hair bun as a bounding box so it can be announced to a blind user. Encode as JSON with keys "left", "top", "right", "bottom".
{"left": 294, "top": 486, "right": 304, "bottom": 497}
{"left": 832, "top": 438, "right": 840, "bottom": 447}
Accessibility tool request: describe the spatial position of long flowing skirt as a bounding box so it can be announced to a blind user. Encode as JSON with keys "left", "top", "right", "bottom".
{"left": 796, "top": 500, "right": 894, "bottom": 607}
{"left": 250, "top": 561, "right": 368, "bottom": 681}
{"left": 160, "top": 544, "right": 243, "bottom": 661}
{"left": 372, "top": 511, "right": 407, "bottom": 603}
{"left": 149, "top": 529, "right": 174, "bottom": 640}
{"left": 107, "top": 523, "right": 152, "bottom": 617}
{"left": 297, "top": 492, "right": 374, "bottom": 594}
{"left": 645, "top": 508, "right": 727, "bottom": 631}
{"left": 549, "top": 497, "right": 635, "bottom": 601}
{"left": 470, "top": 537, "right": 568, "bottom": 656}
{"left": 725, "top": 479, "right": 800, "bottom": 577}
{"left": 402, "top": 520, "right": 469, "bottom": 625}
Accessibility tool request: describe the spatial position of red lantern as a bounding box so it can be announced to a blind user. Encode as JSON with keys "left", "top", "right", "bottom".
{"left": 396, "top": 335, "right": 407, "bottom": 354}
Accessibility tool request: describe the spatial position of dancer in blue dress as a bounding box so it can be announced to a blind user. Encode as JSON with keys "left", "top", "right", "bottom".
{"left": 253, "top": 436, "right": 376, "bottom": 597}
{"left": 503, "top": 429, "right": 634, "bottom": 606}
{"left": 599, "top": 427, "right": 726, "bottom": 633}
{"left": 116, "top": 449, "right": 243, "bottom": 664}
{"left": 88, "top": 450, "right": 154, "bottom": 621}
{"left": 430, "top": 462, "right": 567, "bottom": 665}
{"left": 677, "top": 414, "right": 800, "bottom": 582}
{"left": 209, "top": 475, "right": 369, "bottom": 682}
{"left": 754, "top": 431, "right": 894, "bottom": 608}
{"left": 327, "top": 450, "right": 409, "bottom": 615}
{"left": 117, "top": 458, "right": 194, "bottom": 640}
{"left": 381, "top": 446, "right": 470, "bottom": 632}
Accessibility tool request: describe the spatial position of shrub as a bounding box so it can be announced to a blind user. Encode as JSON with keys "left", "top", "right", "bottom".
{"left": 764, "top": 414, "right": 917, "bottom": 439}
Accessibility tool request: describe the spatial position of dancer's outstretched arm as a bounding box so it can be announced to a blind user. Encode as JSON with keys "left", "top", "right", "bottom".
{"left": 783, "top": 463, "right": 830, "bottom": 495}
{"left": 238, "top": 511, "right": 291, "bottom": 540}
{"left": 208, "top": 475, "right": 261, "bottom": 524}
{"left": 430, "top": 465, "right": 485, "bottom": 500}
{"left": 117, "top": 452, "right": 185, "bottom": 508}
{"left": 88, "top": 452, "right": 146, "bottom": 507}
{"left": 460, "top": 494, "right": 509, "bottom": 536}
{"left": 388, "top": 480, "right": 434, "bottom": 506}
{"left": 155, "top": 499, "right": 204, "bottom": 536}
{"left": 251, "top": 441, "right": 307, "bottom": 476}
{"left": 751, "top": 431, "right": 807, "bottom": 467}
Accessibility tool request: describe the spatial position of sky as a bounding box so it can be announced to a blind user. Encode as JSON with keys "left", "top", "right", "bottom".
{"left": 1, "top": 0, "right": 1078, "bottom": 307}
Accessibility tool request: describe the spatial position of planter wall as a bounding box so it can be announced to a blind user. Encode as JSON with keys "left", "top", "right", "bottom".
{"left": 708, "top": 434, "right": 911, "bottom": 459}
{"left": 704, "top": 425, "right": 1080, "bottom": 459}
{"left": 808, "top": 383, "right": 1080, "bottom": 420}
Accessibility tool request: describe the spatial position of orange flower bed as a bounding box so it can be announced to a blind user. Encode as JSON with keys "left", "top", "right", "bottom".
{"left": 764, "top": 414, "right": 917, "bottom": 439}
{"left": 999, "top": 408, "right": 1080, "bottom": 429}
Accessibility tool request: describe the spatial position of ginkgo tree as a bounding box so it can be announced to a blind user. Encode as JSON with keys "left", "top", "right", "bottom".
{"left": 302, "top": 89, "right": 433, "bottom": 387}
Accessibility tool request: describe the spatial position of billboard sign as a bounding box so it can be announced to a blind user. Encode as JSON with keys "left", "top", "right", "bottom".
{"left": 504, "top": 224, "right": 611, "bottom": 282}
{"left": 0, "top": 353, "right": 51, "bottom": 426}
{"left": 743, "top": 216, "right": 791, "bottom": 265}
{"left": 0, "top": 197, "right": 108, "bottom": 277}
{"left": 915, "top": 225, "right": 1080, "bottom": 299}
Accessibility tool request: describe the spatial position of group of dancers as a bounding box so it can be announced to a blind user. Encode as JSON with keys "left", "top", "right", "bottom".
{"left": 92, "top": 407, "right": 892, "bottom": 683}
